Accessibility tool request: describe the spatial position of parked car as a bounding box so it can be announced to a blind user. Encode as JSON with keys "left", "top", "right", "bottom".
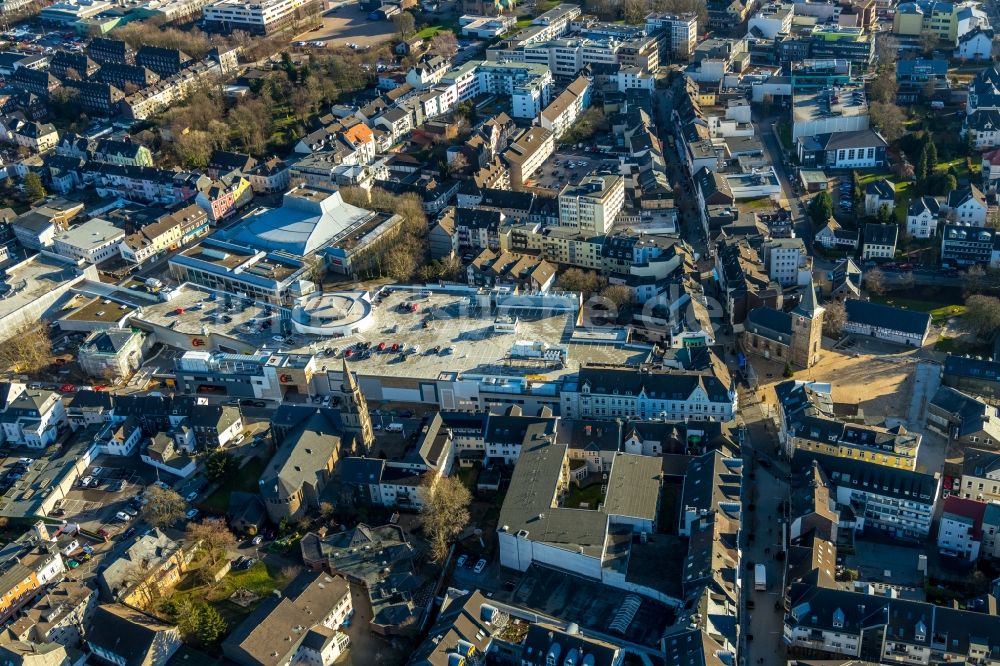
{"left": 474, "top": 558, "right": 487, "bottom": 574}
{"left": 186, "top": 508, "right": 199, "bottom": 520}
{"left": 456, "top": 554, "right": 468, "bottom": 568}
{"left": 186, "top": 491, "right": 198, "bottom": 502}
{"left": 115, "top": 511, "right": 131, "bottom": 522}
{"left": 251, "top": 535, "right": 263, "bottom": 546}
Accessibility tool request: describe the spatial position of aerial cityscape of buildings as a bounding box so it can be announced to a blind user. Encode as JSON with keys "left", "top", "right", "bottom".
{"left": 0, "top": 0, "right": 996, "bottom": 664}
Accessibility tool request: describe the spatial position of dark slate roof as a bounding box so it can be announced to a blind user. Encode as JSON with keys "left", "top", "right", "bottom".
{"left": 85, "top": 605, "right": 177, "bottom": 666}
{"left": 454, "top": 207, "right": 502, "bottom": 230}
{"left": 907, "top": 195, "right": 940, "bottom": 217}
{"left": 944, "top": 354, "right": 1000, "bottom": 383}
{"left": 863, "top": 223, "right": 897, "bottom": 246}
{"left": 865, "top": 179, "right": 894, "bottom": 200}
{"left": 818, "top": 128, "right": 888, "bottom": 151}
{"left": 844, "top": 299, "right": 930, "bottom": 336}
{"left": 746, "top": 306, "right": 793, "bottom": 338}
{"left": 791, "top": 451, "right": 938, "bottom": 501}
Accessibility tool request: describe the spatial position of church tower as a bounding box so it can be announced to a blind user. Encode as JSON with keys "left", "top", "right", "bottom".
{"left": 340, "top": 358, "right": 374, "bottom": 453}
{"left": 789, "top": 277, "right": 825, "bottom": 369}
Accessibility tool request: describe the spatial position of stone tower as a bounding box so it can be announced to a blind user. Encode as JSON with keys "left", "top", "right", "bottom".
{"left": 340, "top": 358, "right": 374, "bottom": 453}
{"left": 789, "top": 277, "right": 825, "bottom": 369}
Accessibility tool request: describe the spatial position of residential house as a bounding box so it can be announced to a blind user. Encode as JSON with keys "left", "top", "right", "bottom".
{"left": 93, "top": 139, "right": 154, "bottom": 168}
{"left": 94, "top": 417, "right": 144, "bottom": 457}
{"left": 981, "top": 502, "right": 1000, "bottom": 559}
{"left": 222, "top": 570, "right": 352, "bottom": 666}
{"left": 96, "top": 529, "right": 189, "bottom": 609}
{"left": 940, "top": 224, "right": 1000, "bottom": 267}
{"left": 814, "top": 219, "right": 859, "bottom": 250}
{"left": 965, "top": 108, "right": 1000, "bottom": 150}
{"left": 960, "top": 447, "right": 1000, "bottom": 503}
{"left": 407, "top": 589, "right": 506, "bottom": 666}
{"left": 784, "top": 582, "right": 1000, "bottom": 660}
{"left": 906, "top": 195, "right": 941, "bottom": 238}
{"left": 776, "top": 380, "right": 921, "bottom": 469}
{"left": 864, "top": 179, "right": 895, "bottom": 216}
{"left": 955, "top": 25, "right": 994, "bottom": 60}
{"left": 861, "top": 223, "right": 897, "bottom": 260}
{"left": 135, "top": 45, "right": 191, "bottom": 78}
{"left": 428, "top": 207, "right": 457, "bottom": 260}
{"left": 141, "top": 430, "right": 196, "bottom": 479}
{"left": 937, "top": 495, "right": 986, "bottom": 559}
{"left": 246, "top": 157, "right": 290, "bottom": 194}
{"left": 10, "top": 121, "right": 58, "bottom": 153}
{"left": 843, "top": 298, "right": 931, "bottom": 346}
{"left": 4, "top": 578, "right": 97, "bottom": 648}
{"left": 944, "top": 354, "right": 1000, "bottom": 400}
{"left": 195, "top": 173, "right": 253, "bottom": 224}
{"left": 561, "top": 355, "right": 737, "bottom": 422}
{"left": 945, "top": 184, "right": 988, "bottom": 226}
{"left": 791, "top": 452, "right": 938, "bottom": 538}
{"left": 85, "top": 604, "right": 181, "bottom": 666}
{"left": 926, "top": 385, "right": 1000, "bottom": 445}
{"left": 188, "top": 404, "right": 242, "bottom": 448}
{"left": 763, "top": 237, "right": 811, "bottom": 287}
{"left": 0, "top": 389, "right": 67, "bottom": 448}
{"left": 502, "top": 126, "right": 554, "bottom": 190}
{"left": 206, "top": 150, "right": 257, "bottom": 179}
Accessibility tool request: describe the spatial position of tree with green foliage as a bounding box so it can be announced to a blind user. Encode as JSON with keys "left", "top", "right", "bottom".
{"left": 808, "top": 191, "right": 833, "bottom": 225}
{"left": 925, "top": 135, "right": 938, "bottom": 170}
{"left": 205, "top": 451, "right": 235, "bottom": 480}
{"left": 917, "top": 144, "right": 930, "bottom": 183}
{"left": 176, "top": 600, "right": 227, "bottom": 646}
{"left": 23, "top": 172, "right": 46, "bottom": 202}
{"left": 782, "top": 362, "right": 794, "bottom": 378}
{"left": 876, "top": 205, "right": 892, "bottom": 225}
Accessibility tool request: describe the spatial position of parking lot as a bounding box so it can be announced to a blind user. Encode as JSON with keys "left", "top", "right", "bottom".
{"left": 835, "top": 176, "right": 855, "bottom": 214}
{"left": 290, "top": 2, "right": 397, "bottom": 49}
{"left": 527, "top": 150, "right": 621, "bottom": 191}
{"left": 53, "top": 458, "right": 154, "bottom": 537}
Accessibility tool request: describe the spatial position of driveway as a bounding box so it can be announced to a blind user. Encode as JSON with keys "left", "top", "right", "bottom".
{"left": 336, "top": 583, "right": 410, "bottom": 665}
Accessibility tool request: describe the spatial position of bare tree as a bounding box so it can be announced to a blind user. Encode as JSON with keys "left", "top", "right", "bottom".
{"left": 962, "top": 264, "right": 988, "bottom": 293}
{"left": 963, "top": 294, "right": 1000, "bottom": 340}
{"left": 868, "top": 102, "right": 906, "bottom": 142}
{"left": 919, "top": 30, "right": 938, "bottom": 55}
{"left": 185, "top": 520, "right": 237, "bottom": 567}
{"left": 0, "top": 323, "right": 53, "bottom": 375}
{"left": 392, "top": 11, "right": 416, "bottom": 40}
{"left": 429, "top": 31, "right": 459, "bottom": 57}
{"left": 420, "top": 476, "right": 471, "bottom": 561}
{"left": 822, "top": 299, "right": 847, "bottom": 337}
{"left": 448, "top": 152, "right": 470, "bottom": 177}
{"left": 600, "top": 284, "right": 633, "bottom": 309}
{"left": 142, "top": 486, "right": 186, "bottom": 529}
{"left": 865, "top": 267, "right": 886, "bottom": 296}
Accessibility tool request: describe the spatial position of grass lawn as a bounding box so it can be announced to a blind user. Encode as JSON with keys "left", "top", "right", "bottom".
{"left": 172, "top": 560, "right": 294, "bottom": 626}
{"left": 856, "top": 171, "right": 915, "bottom": 224}
{"left": 415, "top": 17, "right": 460, "bottom": 39}
{"left": 565, "top": 483, "right": 604, "bottom": 509}
{"left": 515, "top": 17, "right": 533, "bottom": 27}
{"left": 202, "top": 457, "right": 266, "bottom": 513}
{"left": 870, "top": 295, "right": 966, "bottom": 324}
{"left": 456, "top": 465, "right": 479, "bottom": 492}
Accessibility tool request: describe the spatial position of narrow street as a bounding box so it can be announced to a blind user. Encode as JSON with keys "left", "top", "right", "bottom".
{"left": 759, "top": 119, "right": 813, "bottom": 248}
{"left": 738, "top": 390, "right": 790, "bottom": 666}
